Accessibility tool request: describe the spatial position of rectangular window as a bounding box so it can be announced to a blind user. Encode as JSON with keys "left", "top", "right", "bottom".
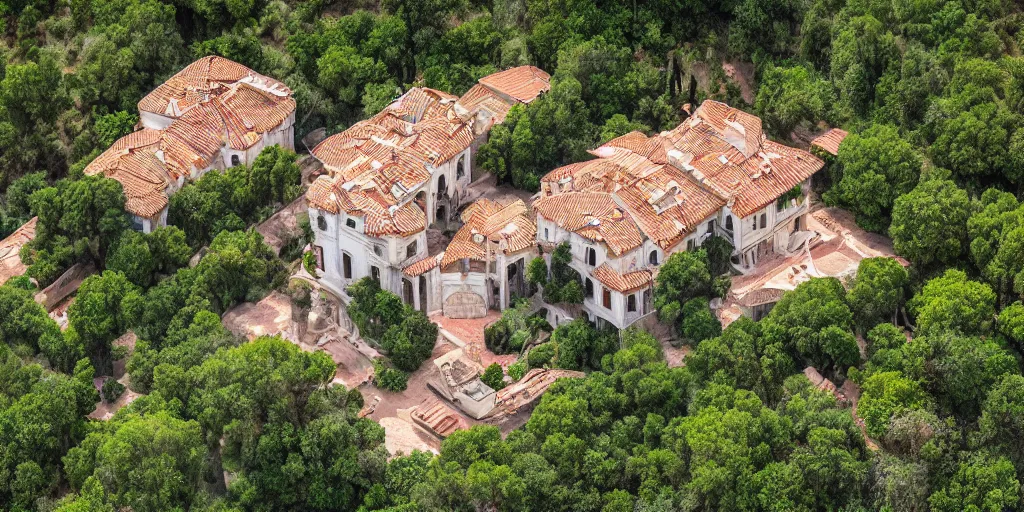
{"left": 602, "top": 289, "right": 612, "bottom": 309}
{"left": 314, "top": 245, "right": 324, "bottom": 270}
{"left": 406, "top": 241, "right": 418, "bottom": 259}
{"left": 371, "top": 266, "right": 381, "bottom": 283}
{"left": 627, "top": 294, "right": 637, "bottom": 312}
{"left": 687, "top": 239, "right": 695, "bottom": 251}
{"left": 343, "top": 254, "right": 353, "bottom": 279}
{"left": 706, "top": 219, "right": 715, "bottom": 234}
{"left": 346, "top": 218, "right": 357, "bottom": 229}
{"left": 760, "top": 213, "right": 767, "bottom": 229}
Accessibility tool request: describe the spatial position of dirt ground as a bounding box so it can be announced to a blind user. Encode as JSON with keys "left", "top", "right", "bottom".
{"left": 430, "top": 311, "right": 519, "bottom": 370}
{"left": 222, "top": 291, "right": 297, "bottom": 341}
{"left": 256, "top": 195, "right": 308, "bottom": 257}
{"left": 367, "top": 337, "right": 459, "bottom": 421}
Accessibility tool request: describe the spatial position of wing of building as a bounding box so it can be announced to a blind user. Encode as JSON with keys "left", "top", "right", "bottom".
{"left": 306, "top": 66, "right": 551, "bottom": 310}
{"left": 535, "top": 100, "right": 825, "bottom": 329}
{"left": 85, "top": 56, "right": 296, "bottom": 232}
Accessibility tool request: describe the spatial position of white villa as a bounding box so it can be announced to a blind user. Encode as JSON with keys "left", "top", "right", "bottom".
{"left": 84, "top": 56, "right": 296, "bottom": 232}
{"left": 305, "top": 67, "right": 551, "bottom": 308}
{"left": 534, "top": 100, "right": 826, "bottom": 329}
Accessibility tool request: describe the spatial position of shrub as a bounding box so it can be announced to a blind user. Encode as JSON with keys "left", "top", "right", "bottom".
{"left": 507, "top": 361, "right": 527, "bottom": 382}
{"left": 303, "top": 250, "right": 320, "bottom": 278}
{"left": 680, "top": 298, "right": 721, "bottom": 345}
{"left": 527, "top": 342, "right": 555, "bottom": 368}
{"left": 101, "top": 378, "right": 125, "bottom": 403}
{"left": 481, "top": 363, "right": 506, "bottom": 390}
{"left": 373, "top": 360, "right": 409, "bottom": 392}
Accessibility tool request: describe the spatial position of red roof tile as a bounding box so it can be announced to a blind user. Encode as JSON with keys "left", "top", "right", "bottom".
{"left": 811, "top": 128, "right": 849, "bottom": 156}
{"left": 591, "top": 264, "right": 653, "bottom": 293}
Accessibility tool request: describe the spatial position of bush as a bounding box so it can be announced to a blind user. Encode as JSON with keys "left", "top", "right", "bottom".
{"left": 303, "top": 250, "right": 320, "bottom": 278}
{"left": 481, "top": 363, "right": 506, "bottom": 390}
{"left": 349, "top": 277, "right": 438, "bottom": 372}
{"left": 101, "top": 378, "right": 125, "bottom": 403}
{"left": 680, "top": 298, "right": 721, "bottom": 345}
{"left": 507, "top": 361, "right": 527, "bottom": 381}
{"left": 527, "top": 342, "right": 555, "bottom": 368}
{"left": 374, "top": 360, "right": 409, "bottom": 392}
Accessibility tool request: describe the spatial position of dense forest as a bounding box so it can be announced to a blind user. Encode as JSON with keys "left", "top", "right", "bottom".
{"left": 1, "top": 0, "right": 1024, "bottom": 510}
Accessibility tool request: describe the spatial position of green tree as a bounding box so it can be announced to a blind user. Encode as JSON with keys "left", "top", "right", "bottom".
{"left": 977, "top": 374, "right": 1024, "bottom": 473}
{"left": 679, "top": 297, "right": 721, "bottom": 345}
{"left": 654, "top": 249, "right": 715, "bottom": 329}
{"left": 846, "top": 257, "right": 909, "bottom": 329}
{"left": 928, "top": 454, "right": 1021, "bottom": 512}
{"left": 481, "top": 363, "right": 506, "bottom": 391}
{"left": 763, "top": 278, "right": 859, "bottom": 374}
{"left": 908, "top": 269, "right": 996, "bottom": 336}
{"left": 62, "top": 409, "right": 205, "bottom": 512}
{"left": 889, "top": 179, "right": 971, "bottom": 268}
{"left": 105, "top": 231, "right": 156, "bottom": 287}
{"left": 824, "top": 124, "right": 921, "bottom": 232}
{"left": 67, "top": 271, "right": 142, "bottom": 372}
{"left": 858, "top": 371, "right": 930, "bottom": 438}
{"left": 754, "top": 64, "right": 830, "bottom": 138}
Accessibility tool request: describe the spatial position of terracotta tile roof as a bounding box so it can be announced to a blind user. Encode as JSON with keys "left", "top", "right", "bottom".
{"left": 477, "top": 66, "right": 551, "bottom": 104}
{"left": 591, "top": 263, "right": 653, "bottom": 293}
{"left": 138, "top": 56, "right": 291, "bottom": 118}
{"left": 88, "top": 58, "right": 294, "bottom": 219}
{"left": 811, "top": 128, "right": 849, "bottom": 156}
{"left": 309, "top": 68, "right": 550, "bottom": 239}
{"left": 540, "top": 100, "right": 823, "bottom": 245}
{"left": 84, "top": 129, "right": 171, "bottom": 218}
{"left": 455, "top": 84, "right": 516, "bottom": 123}
{"left": 533, "top": 192, "right": 645, "bottom": 256}
{"left": 0, "top": 217, "right": 36, "bottom": 285}
{"left": 403, "top": 253, "right": 443, "bottom": 277}
{"left": 440, "top": 198, "right": 536, "bottom": 268}
{"left": 308, "top": 87, "right": 473, "bottom": 236}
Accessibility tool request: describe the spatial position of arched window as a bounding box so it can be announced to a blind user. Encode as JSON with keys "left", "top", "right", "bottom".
{"left": 437, "top": 175, "right": 447, "bottom": 196}
{"left": 456, "top": 155, "right": 465, "bottom": 179}
{"left": 371, "top": 266, "right": 381, "bottom": 283}
{"left": 317, "top": 215, "right": 327, "bottom": 231}
{"left": 649, "top": 250, "right": 658, "bottom": 265}
{"left": 585, "top": 278, "right": 594, "bottom": 298}
{"left": 586, "top": 247, "right": 597, "bottom": 266}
